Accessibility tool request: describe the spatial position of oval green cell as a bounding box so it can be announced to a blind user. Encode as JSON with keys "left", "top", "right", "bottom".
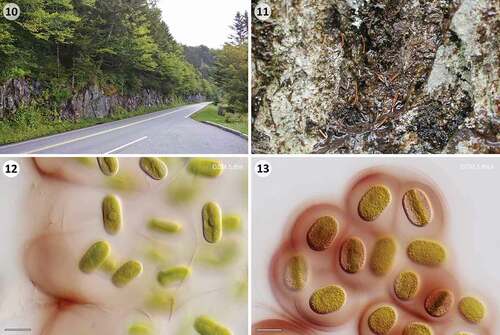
{"left": 222, "top": 214, "right": 241, "bottom": 232}
{"left": 79, "top": 240, "right": 111, "bottom": 273}
{"left": 111, "top": 260, "right": 143, "bottom": 287}
{"left": 140, "top": 157, "right": 167, "bottom": 180}
{"left": 157, "top": 266, "right": 191, "bottom": 286}
{"left": 188, "top": 158, "right": 224, "bottom": 178}
{"left": 368, "top": 305, "right": 398, "bottom": 335}
{"left": 309, "top": 285, "right": 346, "bottom": 314}
{"left": 194, "top": 315, "right": 232, "bottom": 335}
{"left": 202, "top": 202, "right": 222, "bottom": 243}
{"left": 128, "top": 322, "right": 153, "bottom": 335}
{"left": 97, "top": 157, "right": 119, "bottom": 176}
{"left": 284, "top": 255, "right": 308, "bottom": 291}
{"left": 102, "top": 194, "right": 122, "bottom": 235}
{"left": 358, "top": 185, "right": 391, "bottom": 221}
{"left": 148, "top": 218, "right": 182, "bottom": 234}
{"left": 407, "top": 239, "right": 446, "bottom": 266}
{"left": 458, "top": 296, "right": 486, "bottom": 324}
{"left": 370, "top": 236, "right": 397, "bottom": 276}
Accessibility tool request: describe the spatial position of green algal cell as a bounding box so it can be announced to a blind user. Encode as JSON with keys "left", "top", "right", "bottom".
{"left": 196, "top": 239, "right": 240, "bottom": 267}
{"left": 106, "top": 173, "right": 138, "bottom": 192}
{"left": 167, "top": 177, "right": 200, "bottom": 204}
{"left": 100, "top": 256, "right": 119, "bottom": 274}
{"left": 202, "top": 202, "right": 222, "bottom": 243}
{"left": 128, "top": 322, "right": 154, "bottom": 335}
{"left": 97, "top": 157, "right": 119, "bottom": 176}
{"left": 145, "top": 245, "right": 170, "bottom": 264}
{"left": 140, "top": 157, "right": 167, "bottom": 180}
{"left": 222, "top": 215, "right": 241, "bottom": 232}
{"left": 187, "top": 158, "right": 224, "bottom": 178}
{"left": 157, "top": 266, "right": 191, "bottom": 287}
{"left": 194, "top": 316, "right": 232, "bottom": 335}
{"left": 75, "top": 157, "right": 94, "bottom": 167}
{"left": 102, "top": 194, "right": 122, "bottom": 235}
{"left": 111, "top": 260, "right": 143, "bottom": 287}
{"left": 148, "top": 218, "right": 182, "bottom": 234}
{"left": 146, "top": 289, "right": 176, "bottom": 312}
{"left": 79, "top": 241, "right": 111, "bottom": 273}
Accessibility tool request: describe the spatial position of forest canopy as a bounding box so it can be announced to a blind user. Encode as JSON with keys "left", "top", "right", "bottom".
{"left": 0, "top": 0, "right": 215, "bottom": 101}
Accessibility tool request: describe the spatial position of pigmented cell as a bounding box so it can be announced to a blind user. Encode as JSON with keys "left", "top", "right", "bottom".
{"left": 358, "top": 185, "right": 391, "bottom": 221}
{"left": 196, "top": 239, "right": 240, "bottom": 267}
{"left": 128, "top": 322, "right": 153, "bottom": 335}
{"left": 309, "top": 285, "right": 346, "bottom": 314}
{"left": 370, "top": 237, "right": 397, "bottom": 276}
{"left": 157, "top": 266, "right": 191, "bottom": 286}
{"left": 106, "top": 173, "right": 137, "bottom": 192}
{"left": 148, "top": 218, "right": 182, "bottom": 234}
{"left": 222, "top": 214, "right": 242, "bottom": 232}
{"left": 100, "top": 256, "right": 119, "bottom": 274}
{"left": 403, "top": 322, "right": 433, "bottom": 335}
{"left": 425, "top": 289, "right": 454, "bottom": 317}
{"left": 97, "top": 157, "right": 119, "bottom": 176}
{"left": 339, "top": 237, "right": 366, "bottom": 273}
{"left": 140, "top": 157, "right": 167, "bottom": 180}
{"left": 194, "top": 315, "right": 232, "bottom": 335}
{"left": 403, "top": 188, "right": 433, "bottom": 227}
{"left": 306, "top": 216, "right": 338, "bottom": 251}
{"left": 394, "top": 271, "right": 419, "bottom": 301}
{"left": 407, "top": 239, "right": 446, "bottom": 266}
{"left": 202, "top": 202, "right": 222, "bottom": 243}
{"left": 284, "top": 255, "right": 308, "bottom": 291}
{"left": 102, "top": 194, "right": 122, "bottom": 235}
{"left": 188, "top": 158, "right": 224, "bottom": 178}
{"left": 146, "top": 289, "right": 175, "bottom": 311}
{"left": 367, "top": 305, "right": 398, "bottom": 335}
{"left": 111, "top": 260, "right": 143, "bottom": 287}
{"left": 79, "top": 241, "right": 111, "bottom": 273}
{"left": 458, "top": 296, "right": 486, "bottom": 324}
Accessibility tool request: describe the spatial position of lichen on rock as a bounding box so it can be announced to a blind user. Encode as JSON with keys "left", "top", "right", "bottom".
{"left": 252, "top": 0, "right": 499, "bottom": 153}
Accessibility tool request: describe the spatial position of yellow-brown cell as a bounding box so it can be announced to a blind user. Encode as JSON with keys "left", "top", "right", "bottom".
{"left": 309, "top": 285, "right": 346, "bottom": 314}
{"left": 79, "top": 241, "right": 111, "bottom": 273}
{"left": 339, "top": 237, "right": 366, "bottom": 273}
{"left": 102, "top": 194, "right": 122, "bottom": 235}
{"left": 367, "top": 305, "right": 398, "bottom": 335}
{"left": 394, "top": 271, "right": 419, "bottom": 301}
{"left": 358, "top": 185, "right": 391, "bottom": 221}
{"left": 284, "top": 255, "right": 308, "bottom": 291}
{"left": 407, "top": 239, "right": 446, "bottom": 266}
{"left": 97, "top": 157, "right": 119, "bottom": 176}
{"left": 424, "top": 289, "right": 454, "bottom": 317}
{"left": 202, "top": 201, "right": 222, "bottom": 243}
{"left": 370, "top": 237, "right": 397, "bottom": 276}
{"left": 306, "top": 216, "right": 338, "bottom": 251}
{"left": 140, "top": 157, "right": 167, "bottom": 180}
{"left": 458, "top": 296, "right": 486, "bottom": 324}
{"left": 111, "top": 260, "right": 143, "bottom": 287}
{"left": 403, "top": 322, "right": 433, "bottom": 335}
{"left": 402, "top": 188, "right": 433, "bottom": 227}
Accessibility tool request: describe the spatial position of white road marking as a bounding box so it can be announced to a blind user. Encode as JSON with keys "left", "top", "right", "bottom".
{"left": 104, "top": 136, "right": 148, "bottom": 154}
{"left": 22, "top": 106, "right": 192, "bottom": 154}
{"left": 184, "top": 102, "right": 211, "bottom": 118}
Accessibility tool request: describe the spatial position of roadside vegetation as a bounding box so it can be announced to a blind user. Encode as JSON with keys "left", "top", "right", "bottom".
{"left": 191, "top": 104, "right": 247, "bottom": 135}
{"left": 188, "top": 11, "right": 248, "bottom": 134}
{"left": 0, "top": 0, "right": 248, "bottom": 144}
{"left": 0, "top": 101, "right": 184, "bottom": 145}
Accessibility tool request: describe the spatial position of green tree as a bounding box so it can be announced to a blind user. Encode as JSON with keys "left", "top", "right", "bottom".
{"left": 229, "top": 11, "right": 248, "bottom": 45}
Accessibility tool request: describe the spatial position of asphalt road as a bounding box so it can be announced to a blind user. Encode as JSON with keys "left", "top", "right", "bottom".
{"left": 0, "top": 103, "right": 248, "bottom": 154}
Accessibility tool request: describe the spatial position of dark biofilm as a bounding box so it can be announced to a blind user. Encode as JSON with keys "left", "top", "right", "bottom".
{"left": 424, "top": 289, "right": 454, "bottom": 317}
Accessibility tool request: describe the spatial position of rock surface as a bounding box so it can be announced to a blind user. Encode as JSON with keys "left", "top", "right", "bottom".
{"left": 0, "top": 79, "right": 204, "bottom": 120}
{"left": 252, "top": 0, "right": 499, "bottom": 153}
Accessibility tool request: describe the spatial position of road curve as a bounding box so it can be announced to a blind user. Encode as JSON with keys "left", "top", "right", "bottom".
{"left": 0, "top": 103, "right": 248, "bottom": 154}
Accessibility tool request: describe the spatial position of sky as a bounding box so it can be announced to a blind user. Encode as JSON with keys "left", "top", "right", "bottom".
{"left": 159, "top": 0, "right": 248, "bottom": 49}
